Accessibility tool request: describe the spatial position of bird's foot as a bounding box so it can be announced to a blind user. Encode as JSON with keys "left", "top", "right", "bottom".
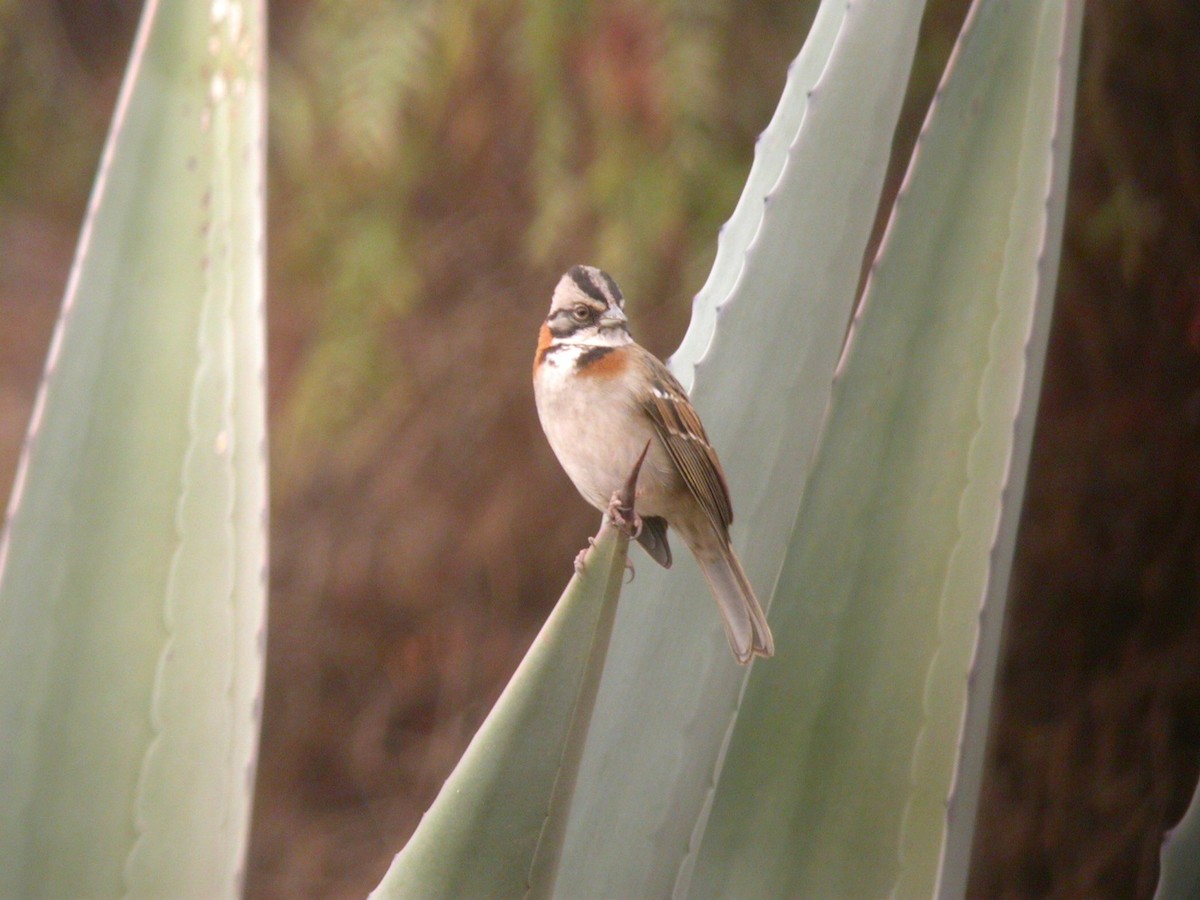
{"left": 604, "top": 438, "right": 651, "bottom": 541}
{"left": 574, "top": 537, "right": 597, "bottom": 574}
{"left": 606, "top": 490, "right": 643, "bottom": 540}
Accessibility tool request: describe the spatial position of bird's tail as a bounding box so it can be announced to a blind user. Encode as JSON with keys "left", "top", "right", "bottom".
{"left": 693, "top": 537, "right": 774, "bottom": 664}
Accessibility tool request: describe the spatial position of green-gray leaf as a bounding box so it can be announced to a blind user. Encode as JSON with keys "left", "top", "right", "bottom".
{"left": 556, "top": 1, "right": 929, "bottom": 896}
{"left": 370, "top": 523, "right": 632, "bottom": 899}
{"left": 0, "top": 1, "right": 267, "bottom": 896}
{"left": 687, "top": 2, "right": 1083, "bottom": 897}
{"left": 1155, "top": 765, "right": 1200, "bottom": 899}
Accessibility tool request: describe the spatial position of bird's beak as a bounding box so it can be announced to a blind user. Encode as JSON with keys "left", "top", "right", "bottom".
{"left": 598, "top": 307, "right": 628, "bottom": 329}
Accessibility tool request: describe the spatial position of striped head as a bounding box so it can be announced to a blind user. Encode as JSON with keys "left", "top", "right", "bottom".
{"left": 544, "top": 265, "right": 631, "bottom": 348}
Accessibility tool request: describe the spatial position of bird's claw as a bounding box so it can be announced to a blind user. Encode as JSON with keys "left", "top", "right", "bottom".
{"left": 606, "top": 491, "right": 643, "bottom": 540}
{"left": 573, "top": 440, "right": 650, "bottom": 575}
{"left": 605, "top": 438, "right": 651, "bottom": 541}
{"left": 574, "top": 537, "right": 597, "bottom": 574}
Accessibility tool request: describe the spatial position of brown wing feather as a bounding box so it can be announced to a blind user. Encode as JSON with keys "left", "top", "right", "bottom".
{"left": 639, "top": 354, "right": 734, "bottom": 531}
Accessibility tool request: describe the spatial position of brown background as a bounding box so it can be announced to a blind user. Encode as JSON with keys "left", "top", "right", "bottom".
{"left": 0, "top": 1, "right": 1197, "bottom": 897}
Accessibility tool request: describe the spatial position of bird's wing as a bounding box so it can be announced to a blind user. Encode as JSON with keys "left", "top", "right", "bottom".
{"left": 639, "top": 352, "right": 734, "bottom": 532}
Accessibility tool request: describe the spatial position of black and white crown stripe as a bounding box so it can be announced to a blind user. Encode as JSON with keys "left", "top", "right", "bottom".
{"left": 568, "top": 264, "right": 624, "bottom": 308}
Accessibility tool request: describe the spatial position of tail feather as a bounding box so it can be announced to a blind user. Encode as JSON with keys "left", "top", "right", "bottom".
{"left": 693, "top": 539, "right": 774, "bottom": 664}
{"left": 635, "top": 515, "right": 673, "bottom": 568}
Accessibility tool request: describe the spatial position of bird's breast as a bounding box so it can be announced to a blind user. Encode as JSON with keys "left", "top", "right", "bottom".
{"left": 534, "top": 356, "right": 679, "bottom": 515}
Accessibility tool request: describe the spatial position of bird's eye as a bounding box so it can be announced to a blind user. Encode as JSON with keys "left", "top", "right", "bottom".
{"left": 572, "top": 305, "right": 592, "bottom": 322}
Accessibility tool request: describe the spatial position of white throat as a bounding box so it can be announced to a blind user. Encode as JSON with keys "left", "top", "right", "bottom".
{"left": 561, "top": 326, "right": 632, "bottom": 348}
{"left": 542, "top": 328, "right": 630, "bottom": 370}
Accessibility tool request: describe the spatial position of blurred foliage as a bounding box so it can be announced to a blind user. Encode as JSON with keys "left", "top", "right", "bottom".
{"left": 258, "top": 1, "right": 818, "bottom": 894}
{"left": 0, "top": 2, "right": 132, "bottom": 207}
{"left": 968, "top": 1, "right": 1200, "bottom": 896}
{"left": 268, "top": 0, "right": 815, "bottom": 487}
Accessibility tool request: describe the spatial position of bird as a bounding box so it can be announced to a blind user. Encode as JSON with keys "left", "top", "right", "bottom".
{"left": 532, "top": 264, "right": 774, "bottom": 664}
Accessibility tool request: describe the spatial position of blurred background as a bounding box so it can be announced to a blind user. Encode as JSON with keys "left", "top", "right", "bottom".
{"left": 0, "top": 0, "right": 1197, "bottom": 896}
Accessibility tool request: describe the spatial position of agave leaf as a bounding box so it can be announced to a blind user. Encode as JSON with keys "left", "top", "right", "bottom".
{"left": 937, "top": 5, "right": 1083, "bottom": 892}
{"left": 370, "top": 522, "right": 632, "bottom": 899}
{"left": 1155, "top": 769, "right": 1200, "bottom": 899}
{"left": 687, "top": 1, "right": 1083, "bottom": 897}
{"left": 556, "top": 1, "right": 928, "bottom": 896}
{"left": 0, "top": 1, "right": 267, "bottom": 896}
{"left": 670, "top": 0, "right": 846, "bottom": 379}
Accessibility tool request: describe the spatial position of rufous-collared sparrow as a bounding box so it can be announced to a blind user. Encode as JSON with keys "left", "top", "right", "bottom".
{"left": 533, "top": 265, "right": 774, "bottom": 664}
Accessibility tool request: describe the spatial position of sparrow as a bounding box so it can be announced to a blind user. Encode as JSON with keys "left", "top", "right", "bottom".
{"left": 533, "top": 265, "right": 774, "bottom": 664}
